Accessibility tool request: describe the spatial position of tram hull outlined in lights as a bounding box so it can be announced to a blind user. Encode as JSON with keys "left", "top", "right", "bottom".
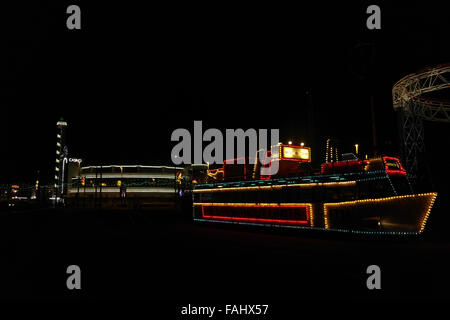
{"left": 193, "top": 144, "right": 437, "bottom": 235}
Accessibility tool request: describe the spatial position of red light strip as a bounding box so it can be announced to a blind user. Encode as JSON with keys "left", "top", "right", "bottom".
{"left": 383, "top": 156, "right": 407, "bottom": 177}
{"left": 196, "top": 203, "right": 311, "bottom": 225}
{"left": 279, "top": 158, "right": 311, "bottom": 162}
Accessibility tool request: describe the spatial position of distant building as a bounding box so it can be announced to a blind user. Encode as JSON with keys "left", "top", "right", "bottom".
{"left": 66, "top": 164, "right": 188, "bottom": 210}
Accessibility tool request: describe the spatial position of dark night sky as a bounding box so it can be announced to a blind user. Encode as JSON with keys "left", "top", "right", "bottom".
{"left": 2, "top": 1, "right": 450, "bottom": 184}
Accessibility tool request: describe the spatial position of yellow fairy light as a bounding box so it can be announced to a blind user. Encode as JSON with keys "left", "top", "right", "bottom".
{"left": 323, "top": 192, "right": 437, "bottom": 233}
{"left": 419, "top": 193, "right": 437, "bottom": 233}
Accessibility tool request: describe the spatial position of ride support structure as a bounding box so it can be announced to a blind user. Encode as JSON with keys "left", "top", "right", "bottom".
{"left": 393, "top": 64, "right": 450, "bottom": 190}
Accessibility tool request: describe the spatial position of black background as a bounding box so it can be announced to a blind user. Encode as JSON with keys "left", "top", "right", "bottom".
{"left": 2, "top": 0, "right": 450, "bottom": 306}
{"left": 3, "top": 1, "right": 449, "bottom": 183}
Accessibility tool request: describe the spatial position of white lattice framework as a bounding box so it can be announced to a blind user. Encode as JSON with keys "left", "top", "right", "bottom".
{"left": 393, "top": 64, "right": 450, "bottom": 121}
{"left": 392, "top": 64, "right": 450, "bottom": 187}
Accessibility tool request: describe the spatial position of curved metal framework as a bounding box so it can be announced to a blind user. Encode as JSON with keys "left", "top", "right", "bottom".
{"left": 393, "top": 64, "right": 450, "bottom": 121}
{"left": 392, "top": 64, "right": 450, "bottom": 188}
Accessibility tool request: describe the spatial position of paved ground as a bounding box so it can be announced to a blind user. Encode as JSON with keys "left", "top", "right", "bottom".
{"left": 1, "top": 207, "right": 450, "bottom": 303}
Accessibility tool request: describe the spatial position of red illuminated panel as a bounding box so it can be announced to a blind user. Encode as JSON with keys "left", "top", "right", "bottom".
{"left": 199, "top": 203, "right": 311, "bottom": 225}
{"left": 321, "top": 160, "right": 368, "bottom": 174}
{"left": 383, "top": 156, "right": 406, "bottom": 177}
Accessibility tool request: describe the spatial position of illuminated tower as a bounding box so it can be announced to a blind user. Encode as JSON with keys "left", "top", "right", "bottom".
{"left": 325, "top": 138, "right": 339, "bottom": 163}
{"left": 55, "top": 118, "right": 68, "bottom": 200}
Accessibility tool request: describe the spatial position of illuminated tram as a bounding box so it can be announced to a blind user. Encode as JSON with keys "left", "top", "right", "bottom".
{"left": 192, "top": 144, "right": 437, "bottom": 235}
